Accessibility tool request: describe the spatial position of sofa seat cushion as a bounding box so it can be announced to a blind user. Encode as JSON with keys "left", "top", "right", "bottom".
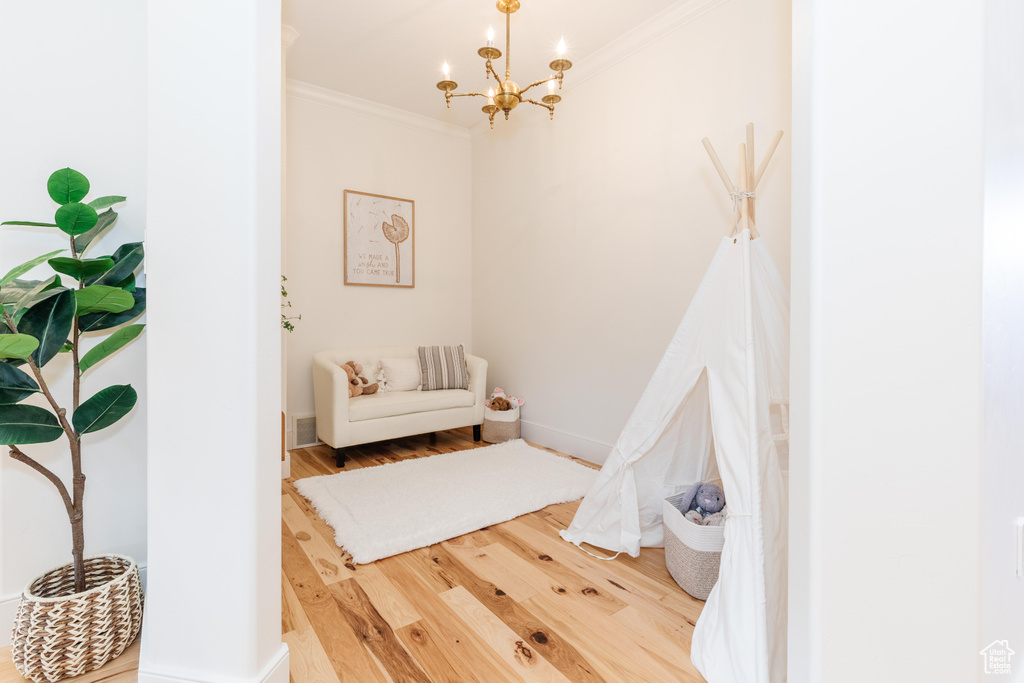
{"left": 348, "top": 389, "right": 475, "bottom": 422}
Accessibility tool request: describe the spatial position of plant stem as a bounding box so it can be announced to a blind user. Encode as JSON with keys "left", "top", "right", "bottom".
{"left": 8, "top": 445, "right": 73, "bottom": 517}
{"left": 69, "top": 234, "right": 86, "bottom": 592}
{"left": 3, "top": 301, "right": 86, "bottom": 592}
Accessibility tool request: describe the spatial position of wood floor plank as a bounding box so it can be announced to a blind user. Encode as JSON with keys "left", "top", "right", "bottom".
{"left": 440, "top": 541, "right": 539, "bottom": 602}
{"left": 482, "top": 535, "right": 629, "bottom": 616}
{"left": 352, "top": 563, "right": 422, "bottom": 630}
{"left": 425, "top": 545, "right": 606, "bottom": 683}
{"left": 282, "top": 573, "right": 345, "bottom": 683}
{"left": 440, "top": 585, "right": 571, "bottom": 683}
{"left": 523, "top": 593, "right": 701, "bottom": 683}
{"left": 282, "top": 494, "right": 354, "bottom": 583}
{"left": 282, "top": 484, "right": 359, "bottom": 573}
{"left": 394, "top": 621, "right": 467, "bottom": 683}
{"left": 282, "top": 523, "right": 388, "bottom": 682}
{"left": 328, "top": 579, "right": 431, "bottom": 683}
{"left": 611, "top": 604, "right": 699, "bottom": 670}
{"left": 504, "top": 516, "right": 674, "bottom": 601}
{"left": 382, "top": 553, "right": 519, "bottom": 683}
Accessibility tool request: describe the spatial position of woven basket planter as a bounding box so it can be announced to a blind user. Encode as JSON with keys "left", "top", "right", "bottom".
{"left": 663, "top": 492, "right": 725, "bottom": 601}
{"left": 11, "top": 554, "right": 143, "bottom": 682}
{"left": 481, "top": 405, "right": 521, "bottom": 443}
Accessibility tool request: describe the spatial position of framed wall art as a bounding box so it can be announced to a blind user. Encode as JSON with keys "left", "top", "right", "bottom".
{"left": 343, "top": 190, "right": 415, "bottom": 288}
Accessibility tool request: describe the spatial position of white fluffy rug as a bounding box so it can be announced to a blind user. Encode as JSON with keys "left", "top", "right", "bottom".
{"left": 294, "top": 439, "right": 598, "bottom": 564}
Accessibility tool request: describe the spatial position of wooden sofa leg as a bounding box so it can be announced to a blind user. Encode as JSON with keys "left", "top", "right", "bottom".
{"left": 473, "top": 424, "right": 481, "bottom": 442}
{"left": 334, "top": 447, "right": 347, "bottom": 468}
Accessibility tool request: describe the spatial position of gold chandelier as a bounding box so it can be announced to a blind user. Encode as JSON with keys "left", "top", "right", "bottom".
{"left": 435, "top": 0, "right": 572, "bottom": 129}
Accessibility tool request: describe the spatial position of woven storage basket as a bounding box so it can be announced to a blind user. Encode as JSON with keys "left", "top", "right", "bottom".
{"left": 481, "top": 404, "right": 520, "bottom": 443}
{"left": 663, "top": 492, "right": 725, "bottom": 601}
{"left": 12, "top": 554, "right": 143, "bottom": 682}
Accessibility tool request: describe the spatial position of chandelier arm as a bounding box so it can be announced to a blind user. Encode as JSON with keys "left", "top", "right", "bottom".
{"left": 485, "top": 61, "right": 502, "bottom": 82}
{"left": 522, "top": 97, "right": 554, "bottom": 112}
{"left": 449, "top": 91, "right": 490, "bottom": 99}
{"left": 519, "top": 76, "right": 558, "bottom": 96}
{"left": 505, "top": 8, "right": 511, "bottom": 79}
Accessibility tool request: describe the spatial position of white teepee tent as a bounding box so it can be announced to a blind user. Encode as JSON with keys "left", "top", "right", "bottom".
{"left": 560, "top": 125, "right": 789, "bottom": 683}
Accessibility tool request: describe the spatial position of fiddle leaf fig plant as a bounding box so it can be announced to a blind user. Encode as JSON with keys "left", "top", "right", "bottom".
{"left": 0, "top": 168, "right": 145, "bottom": 594}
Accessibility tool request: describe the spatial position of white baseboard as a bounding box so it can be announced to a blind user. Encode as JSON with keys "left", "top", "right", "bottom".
{"left": 139, "top": 643, "right": 289, "bottom": 683}
{"left": 0, "top": 593, "right": 18, "bottom": 648}
{"left": 520, "top": 420, "right": 613, "bottom": 466}
{"left": 282, "top": 451, "right": 291, "bottom": 479}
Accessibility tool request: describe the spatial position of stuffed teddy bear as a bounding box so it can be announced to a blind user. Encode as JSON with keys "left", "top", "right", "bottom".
{"left": 341, "top": 361, "right": 379, "bottom": 398}
{"left": 676, "top": 481, "right": 727, "bottom": 525}
{"left": 486, "top": 387, "right": 525, "bottom": 411}
{"left": 489, "top": 396, "right": 512, "bottom": 411}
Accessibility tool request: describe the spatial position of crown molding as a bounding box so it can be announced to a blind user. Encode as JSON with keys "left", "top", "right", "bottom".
{"left": 287, "top": 79, "right": 471, "bottom": 143}
{"left": 469, "top": 0, "right": 730, "bottom": 139}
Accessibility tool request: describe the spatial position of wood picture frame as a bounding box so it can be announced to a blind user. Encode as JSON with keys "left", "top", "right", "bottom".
{"left": 343, "top": 190, "right": 415, "bottom": 288}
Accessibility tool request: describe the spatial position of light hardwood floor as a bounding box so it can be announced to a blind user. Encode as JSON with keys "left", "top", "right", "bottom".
{"left": 2, "top": 428, "right": 705, "bottom": 682}
{"left": 283, "top": 427, "right": 707, "bottom": 682}
{"left": 0, "top": 640, "right": 139, "bottom": 683}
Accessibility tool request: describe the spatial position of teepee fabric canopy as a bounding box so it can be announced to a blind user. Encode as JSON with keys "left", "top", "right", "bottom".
{"left": 560, "top": 126, "right": 789, "bottom": 683}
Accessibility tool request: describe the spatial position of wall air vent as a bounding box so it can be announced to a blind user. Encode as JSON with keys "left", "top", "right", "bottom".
{"left": 293, "top": 414, "right": 320, "bottom": 448}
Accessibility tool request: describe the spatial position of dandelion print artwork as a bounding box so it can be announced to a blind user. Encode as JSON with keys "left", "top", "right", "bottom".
{"left": 343, "top": 190, "right": 415, "bottom": 287}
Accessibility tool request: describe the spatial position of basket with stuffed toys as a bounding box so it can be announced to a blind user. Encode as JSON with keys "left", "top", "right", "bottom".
{"left": 481, "top": 387, "right": 524, "bottom": 443}
{"left": 663, "top": 482, "right": 727, "bottom": 600}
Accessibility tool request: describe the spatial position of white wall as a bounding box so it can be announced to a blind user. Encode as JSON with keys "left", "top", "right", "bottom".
{"left": 142, "top": 0, "right": 287, "bottom": 680}
{"left": 982, "top": 0, "right": 1024, "bottom": 676}
{"left": 470, "top": 0, "right": 791, "bottom": 463}
{"left": 284, "top": 82, "right": 473, "bottom": 435}
{"left": 0, "top": 0, "right": 148, "bottom": 647}
{"left": 790, "top": 0, "right": 985, "bottom": 680}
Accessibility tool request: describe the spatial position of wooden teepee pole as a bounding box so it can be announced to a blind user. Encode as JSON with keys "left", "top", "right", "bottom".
{"left": 746, "top": 123, "right": 756, "bottom": 225}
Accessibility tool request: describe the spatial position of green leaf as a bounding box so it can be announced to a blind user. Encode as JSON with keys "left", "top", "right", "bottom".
{"left": 11, "top": 279, "right": 65, "bottom": 327}
{"left": 73, "top": 209, "right": 118, "bottom": 255}
{"left": 79, "top": 324, "right": 144, "bottom": 374}
{"left": 72, "top": 384, "right": 137, "bottom": 434}
{"left": 116, "top": 274, "right": 136, "bottom": 292}
{"left": 48, "top": 257, "right": 114, "bottom": 281}
{"left": 0, "top": 221, "right": 59, "bottom": 227}
{"left": 75, "top": 285, "right": 134, "bottom": 315}
{"left": 0, "top": 250, "right": 65, "bottom": 287}
{"left": 59, "top": 341, "right": 73, "bottom": 353}
{"left": 0, "top": 363, "right": 39, "bottom": 404}
{"left": 19, "top": 289, "right": 75, "bottom": 367}
{"left": 0, "top": 334, "right": 39, "bottom": 361}
{"left": 87, "top": 195, "right": 126, "bottom": 210}
{"left": 0, "top": 404, "right": 63, "bottom": 444}
{"left": 47, "top": 168, "right": 90, "bottom": 205}
{"left": 88, "top": 242, "right": 143, "bottom": 287}
{"left": 54, "top": 202, "right": 98, "bottom": 236}
{"left": 78, "top": 288, "right": 145, "bottom": 333}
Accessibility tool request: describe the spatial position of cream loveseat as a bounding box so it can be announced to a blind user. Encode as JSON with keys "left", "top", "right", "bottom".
{"left": 312, "top": 346, "right": 488, "bottom": 467}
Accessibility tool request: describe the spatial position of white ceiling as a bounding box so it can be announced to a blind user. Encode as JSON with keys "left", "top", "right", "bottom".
{"left": 283, "top": 0, "right": 681, "bottom": 129}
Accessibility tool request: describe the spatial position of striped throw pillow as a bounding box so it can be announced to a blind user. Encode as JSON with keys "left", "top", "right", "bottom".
{"left": 418, "top": 345, "right": 469, "bottom": 391}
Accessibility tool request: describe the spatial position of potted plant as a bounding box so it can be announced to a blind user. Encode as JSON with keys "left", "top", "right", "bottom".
{"left": 0, "top": 168, "right": 145, "bottom": 681}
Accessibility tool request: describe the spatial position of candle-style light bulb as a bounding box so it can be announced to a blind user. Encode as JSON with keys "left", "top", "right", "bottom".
{"left": 442, "top": 61, "right": 450, "bottom": 78}
{"left": 548, "top": 79, "right": 556, "bottom": 92}
{"left": 487, "top": 26, "right": 495, "bottom": 47}
{"left": 557, "top": 37, "right": 566, "bottom": 55}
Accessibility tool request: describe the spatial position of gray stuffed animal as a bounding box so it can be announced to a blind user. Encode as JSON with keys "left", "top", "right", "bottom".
{"left": 676, "top": 482, "right": 726, "bottom": 518}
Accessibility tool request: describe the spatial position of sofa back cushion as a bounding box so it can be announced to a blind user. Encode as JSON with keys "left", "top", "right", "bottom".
{"left": 418, "top": 345, "right": 469, "bottom": 391}
{"left": 379, "top": 357, "right": 422, "bottom": 392}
